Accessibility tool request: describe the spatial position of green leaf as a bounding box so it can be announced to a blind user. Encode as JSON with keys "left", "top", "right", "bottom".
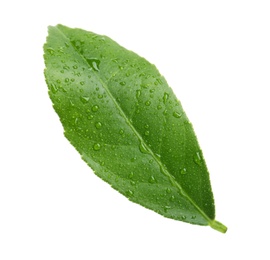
{"left": 43, "top": 24, "right": 227, "bottom": 233}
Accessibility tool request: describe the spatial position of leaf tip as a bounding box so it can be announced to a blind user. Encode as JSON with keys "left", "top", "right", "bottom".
{"left": 209, "top": 220, "right": 227, "bottom": 233}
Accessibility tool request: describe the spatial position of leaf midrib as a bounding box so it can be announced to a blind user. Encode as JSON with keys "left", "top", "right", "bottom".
{"left": 55, "top": 25, "right": 213, "bottom": 224}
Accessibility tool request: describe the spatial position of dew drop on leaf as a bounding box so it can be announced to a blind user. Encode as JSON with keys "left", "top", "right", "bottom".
{"left": 166, "top": 188, "right": 172, "bottom": 193}
{"left": 95, "top": 122, "right": 102, "bottom": 129}
{"left": 127, "top": 190, "right": 134, "bottom": 197}
{"left": 87, "top": 58, "right": 100, "bottom": 71}
{"left": 194, "top": 151, "right": 202, "bottom": 166}
{"left": 139, "top": 142, "right": 148, "bottom": 154}
{"left": 149, "top": 175, "right": 156, "bottom": 183}
{"left": 181, "top": 168, "right": 187, "bottom": 175}
{"left": 136, "top": 89, "right": 141, "bottom": 99}
{"left": 93, "top": 143, "right": 101, "bottom": 151}
{"left": 163, "top": 92, "right": 169, "bottom": 104}
{"left": 120, "top": 81, "right": 126, "bottom": 86}
{"left": 80, "top": 96, "right": 90, "bottom": 103}
{"left": 91, "top": 105, "right": 99, "bottom": 112}
{"left": 50, "top": 83, "right": 58, "bottom": 94}
{"left": 173, "top": 111, "right": 182, "bottom": 118}
{"left": 145, "top": 100, "right": 151, "bottom": 106}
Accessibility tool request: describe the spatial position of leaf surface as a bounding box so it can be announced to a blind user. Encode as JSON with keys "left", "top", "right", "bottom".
{"left": 44, "top": 24, "right": 227, "bottom": 233}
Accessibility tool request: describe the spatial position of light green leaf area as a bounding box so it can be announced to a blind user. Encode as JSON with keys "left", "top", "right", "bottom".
{"left": 44, "top": 24, "right": 227, "bottom": 233}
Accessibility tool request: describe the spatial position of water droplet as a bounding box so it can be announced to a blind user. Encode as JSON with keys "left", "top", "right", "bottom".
{"left": 50, "top": 83, "right": 58, "bottom": 94}
{"left": 191, "top": 215, "right": 197, "bottom": 219}
{"left": 155, "top": 153, "right": 161, "bottom": 159}
{"left": 157, "top": 78, "right": 162, "bottom": 84}
{"left": 47, "top": 47, "right": 55, "bottom": 55}
{"left": 157, "top": 105, "right": 162, "bottom": 110}
{"left": 73, "top": 65, "right": 78, "bottom": 69}
{"left": 136, "top": 90, "right": 141, "bottom": 99}
{"left": 98, "top": 94, "right": 103, "bottom": 99}
{"left": 87, "top": 115, "right": 94, "bottom": 120}
{"left": 194, "top": 151, "right": 202, "bottom": 166}
{"left": 144, "top": 124, "right": 149, "bottom": 129}
{"left": 95, "top": 122, "right": 102, "bottom": 129}
{"left": 145, "top": 100, "right": 151, "bottom": 106}
{"left": 163, "top": 92, "right": 169, "bottom": 104}
{"left": 91, "top": 105, "right": 99, "bottom": 112}
{"left": 87, "top": 58, "right": 100, "bottom": 71}
{"left": 65, "top": 78, "right": 69, "bottom": 83}
{"left": 93, "top": 143, "right": 101, "bottom": 151}
{"left": 80, "top": 81, "right": 85, "bottom": 85}
{"left": 181, "top": 215, "right": 187, "bottom": 220}
{"left": 126, "top": 190, "right": 134, "bottom": 197}
{"left": 145, "top": 131, "right": 150, "bottom": 136}
{"left": 149, "top": 175, "right": 156, "bottom": 183}
{"left": 120, "top": 81, "right": 126, "bottom": 86}
{"left": 129, "top": 172, "right": 134, "bottom": 179}
{"left": 166, "top": 188, "right": 172, "bottom": 193}
{"left": 130, "top": 157, "right": 136, "bottom": 162}
{"left": 180, "top": 168, "right": 187, "bottom": 175}
{"left": 80, "top": 96, "right": 89, "bottom": 103}
{"left": 164, "top": 205, "right": 171, "bottom": 213}
{"left": 119, "top": 129, "right": 124, "bottom": 135}
{"left": 170, "top": 195, "right": 175, "bottom": 201}
{"left": 173, "top": 111, "right": 182, "bottom": 118}
{"left": 139, "top": 142, "right": 148, "bottom": 154}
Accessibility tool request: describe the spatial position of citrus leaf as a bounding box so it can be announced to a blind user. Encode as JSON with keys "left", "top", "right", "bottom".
{"left": 43, "top": 24, "right": 227, "bottom": 233}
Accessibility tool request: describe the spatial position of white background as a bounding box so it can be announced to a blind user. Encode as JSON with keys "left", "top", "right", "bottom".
{"left": 1, "top": 0, "right": 270, "bottom": 259}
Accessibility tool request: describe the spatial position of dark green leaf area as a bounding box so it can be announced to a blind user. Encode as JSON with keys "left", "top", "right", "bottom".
{"left": 44, "top": 25, "right": 227, "bottom": 231}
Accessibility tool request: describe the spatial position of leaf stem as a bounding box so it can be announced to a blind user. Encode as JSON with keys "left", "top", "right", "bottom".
{"left": 209, "top": 220, "right": 227, "bottom": 233}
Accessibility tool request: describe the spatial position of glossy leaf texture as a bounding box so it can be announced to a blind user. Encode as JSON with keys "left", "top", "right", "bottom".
{"left": 43, "top": 24, "right": 227, "bottom": 233}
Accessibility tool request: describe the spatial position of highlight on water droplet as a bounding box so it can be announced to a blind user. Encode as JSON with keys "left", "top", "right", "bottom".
{"left": 91, "top": 105, "right": 99, "bottom": 112}
{"left": 87, "top": 58, "right": 100, "bottom": 71}
{"left": 50, "top": 83, "right": 58, "bottom": 94}
{"left": 139, "top": 142, "right": 148, "bottom": 154}
{"left": 93, "top": 143, "right": 101, "bottom": 151}
{"left": 136, "top": 89, "right": 141, "bottom": 99}
{"left": 194, "top": 151, "right": 202, "bottom": 166}
{"left": 149, "top": 175, "right": 156, "bottom": 183}
{"left": 126, "top": 190, "right": 134, "bottom": 197}
{"left": 173, "top": 111, "right": 182, "bottom": 118}
{"left": 80, "top": 96, "right": 90, "bottom": 103}
{"left": 145, "top": 131, "right": 150, "bottom": 136}
{"left": 180, "top": 168, "right": 187, "bottom": 175}
{"left": 163, "top": 92, "right": 169, "bottom": 104}
{"left": 120, "top": 81, "right": 126, "bottom": 86}
{"left": 95, "top": 122, "right": 102, "bottom": 129}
